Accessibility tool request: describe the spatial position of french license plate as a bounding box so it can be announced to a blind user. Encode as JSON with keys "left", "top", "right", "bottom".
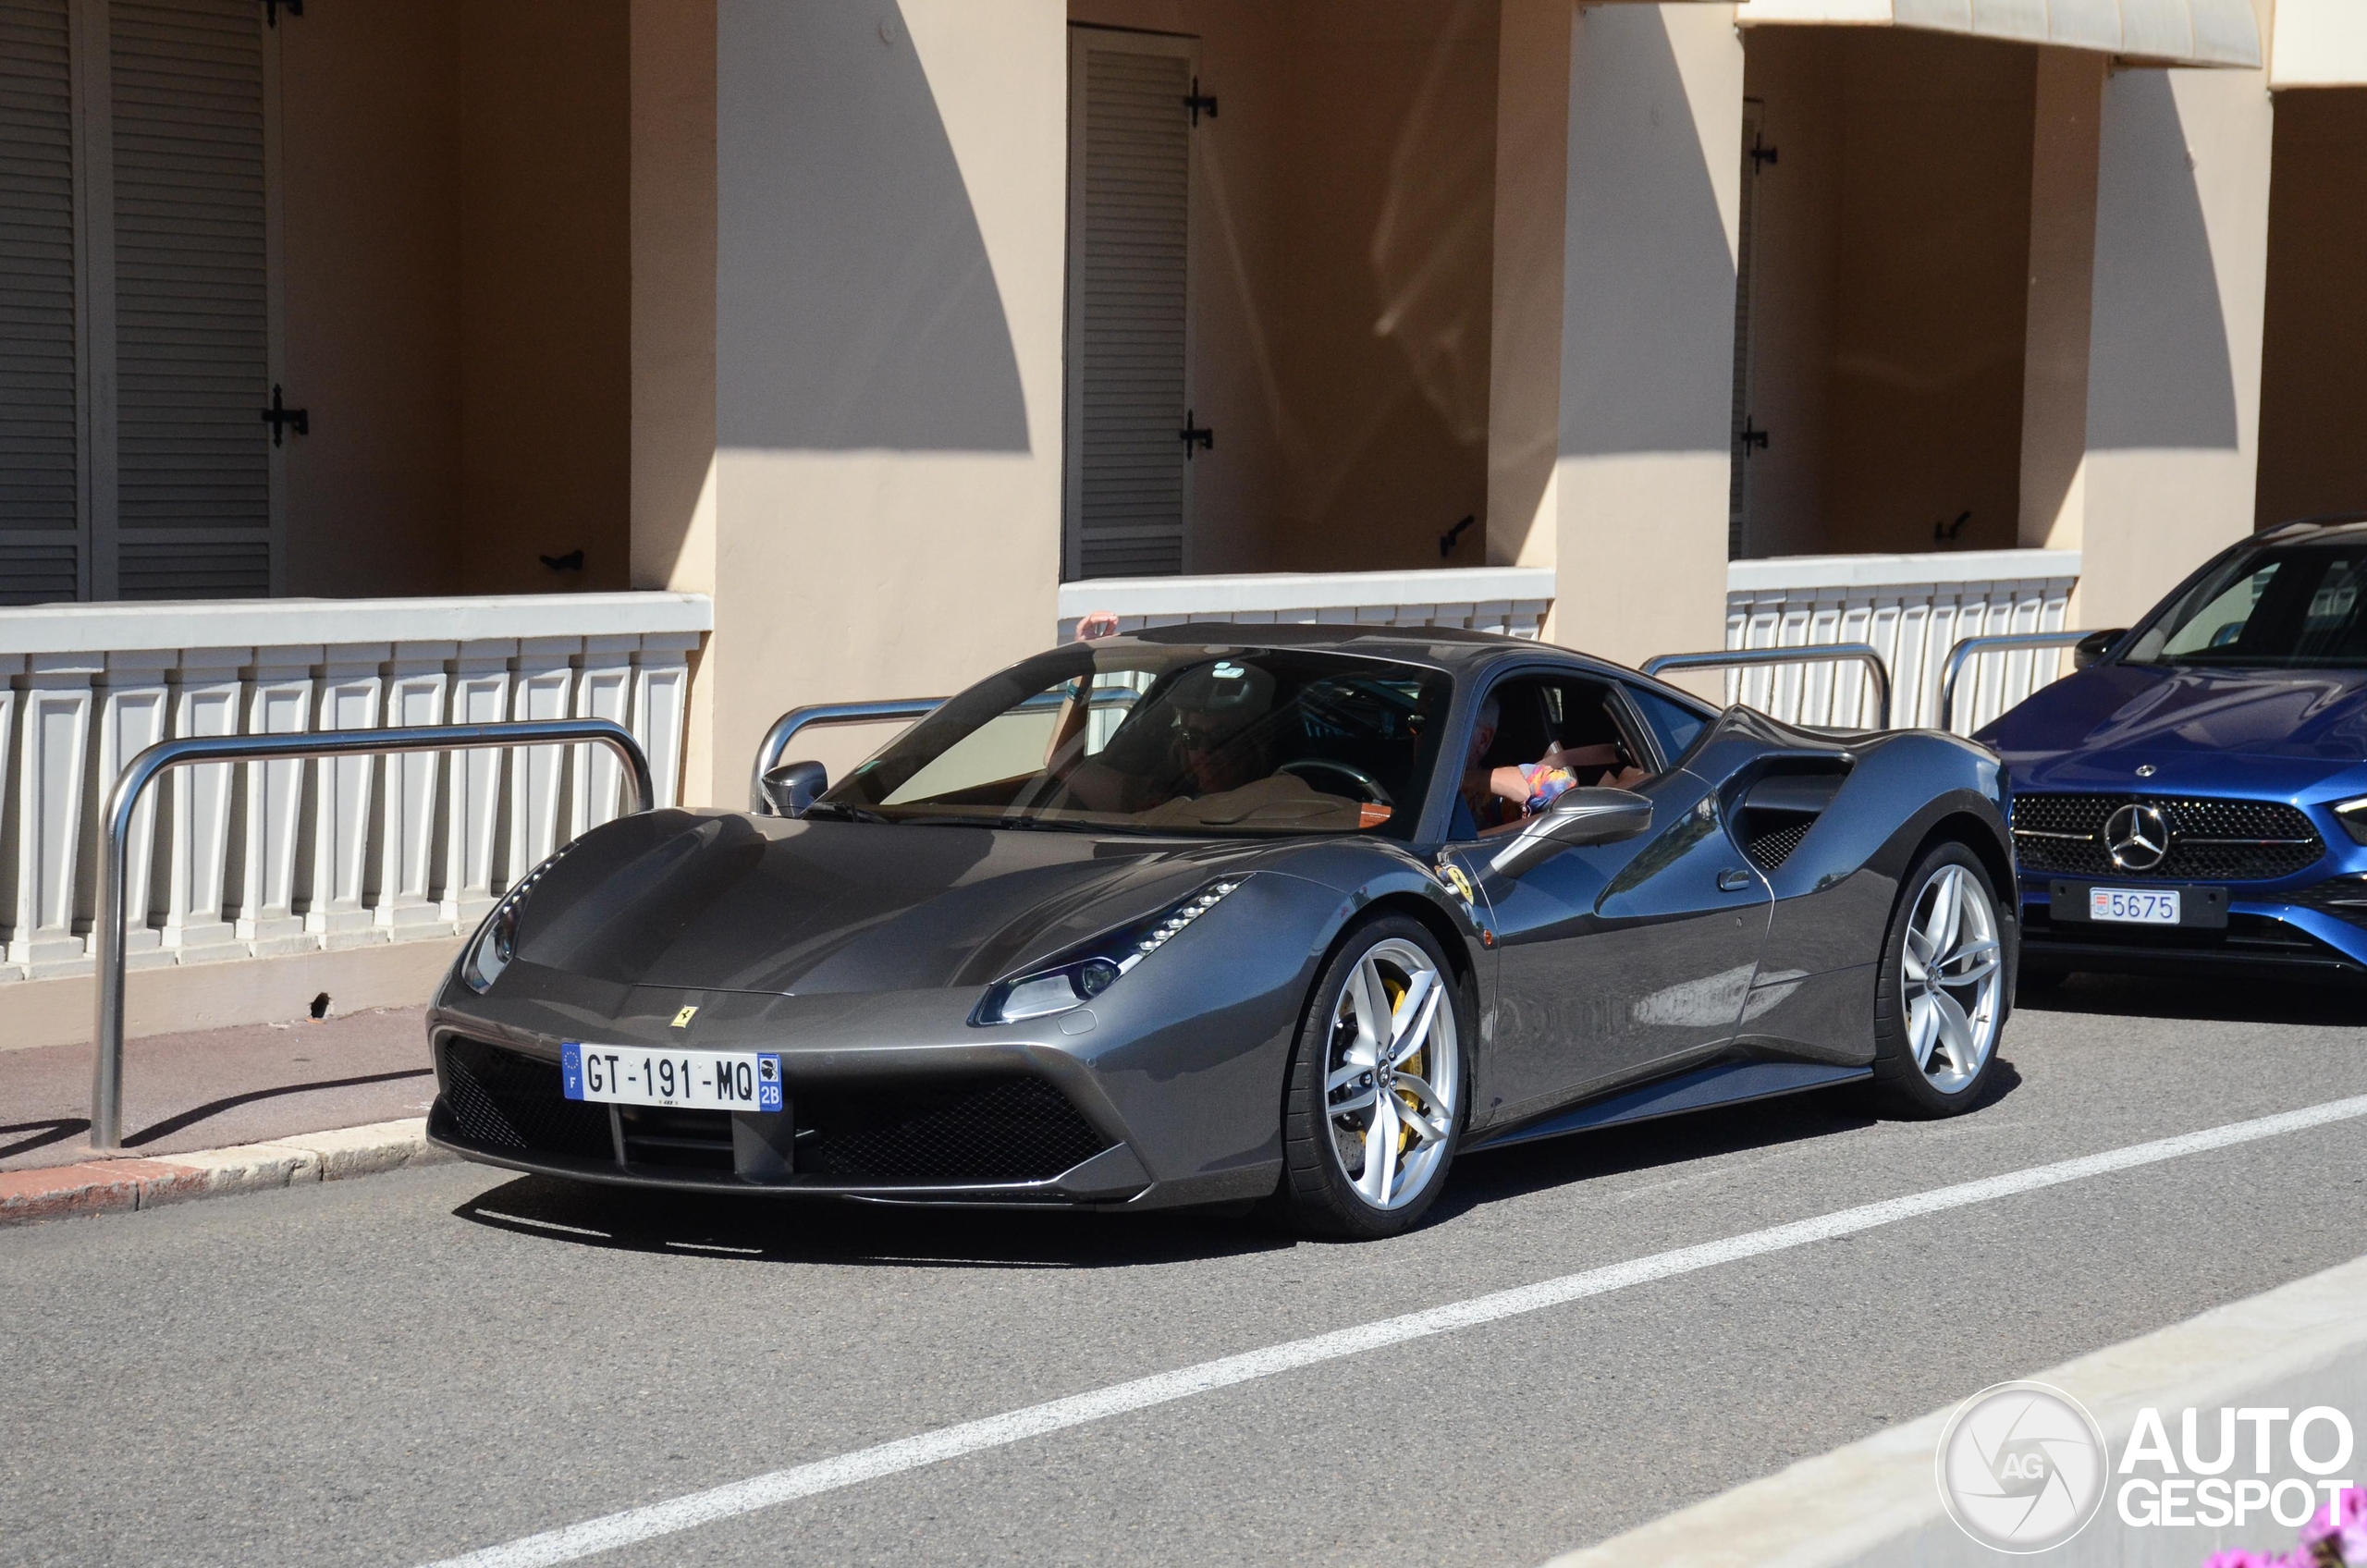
{"left": 562, "top": 1042, "right": 783, "bottom": 1111}
{"left": 2089, "top": 887, "right": 2181, "bottom": 925}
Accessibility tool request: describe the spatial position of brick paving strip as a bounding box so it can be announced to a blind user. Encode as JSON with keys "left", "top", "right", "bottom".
{"left": 0, "top": 1000, "right": 451, "bottom": 1224}
{"left": 0, "top": 1117, "right": 451, "bottom": 1227}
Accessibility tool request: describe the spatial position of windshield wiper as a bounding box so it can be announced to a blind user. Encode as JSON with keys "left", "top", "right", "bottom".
{"left": 901, "top": 813, "right": 1111, "bottom": 833}
{"left": 798, "top": 802, "right": 892, "bottom": 824}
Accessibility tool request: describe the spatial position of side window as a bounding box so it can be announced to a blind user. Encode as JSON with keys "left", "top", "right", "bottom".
{"left": 1625, "top": 684, "right": 1711, "bottom": 769}
{"left": 1448, "top": 673, "right": 1651, "bottom": 840}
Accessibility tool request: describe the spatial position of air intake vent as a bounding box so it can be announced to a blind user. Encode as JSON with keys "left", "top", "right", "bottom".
{"left": 803, "top": 1076, "right": 1110, "bottom": 1183}
{"left": 440, "top": 1037, "right": 614, "bottom": 1161}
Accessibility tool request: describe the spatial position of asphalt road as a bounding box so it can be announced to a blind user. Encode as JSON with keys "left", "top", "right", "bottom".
{"left": 6, "top": 974, "right": 2365, "bottom": 1568}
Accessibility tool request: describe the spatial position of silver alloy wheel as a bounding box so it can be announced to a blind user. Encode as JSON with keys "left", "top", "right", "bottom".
{"left": 1901, "top": 862, "right": 2004, "bottom": 1094}
{"left": 1322, "top": 937, "right": 1458, "bottom": 1210}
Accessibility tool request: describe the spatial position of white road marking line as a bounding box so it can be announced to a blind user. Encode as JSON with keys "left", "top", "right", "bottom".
{"left": 421, "top": 1092, "right": 2367, "bottom": 1568}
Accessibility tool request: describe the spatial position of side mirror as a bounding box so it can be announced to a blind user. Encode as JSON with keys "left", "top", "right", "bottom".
{"left": 759, "top": 759, "right": 828, "bottom": 818}
{"left": 1489, "top": 787, "right": 1653, "bottom": 879}
{"left": 2072, "top": 629, "right": 2126, "bottom": 669}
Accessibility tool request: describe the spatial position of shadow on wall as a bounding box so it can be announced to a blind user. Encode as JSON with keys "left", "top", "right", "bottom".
{"left": 1559, "top": 6, "right": 1735, "bottom": 460}
{"left": 717, "top": 0, "right": 1028, "bottom": 452}
{"left": 2085, "top": 71, "right": 2239, "bottom": 454}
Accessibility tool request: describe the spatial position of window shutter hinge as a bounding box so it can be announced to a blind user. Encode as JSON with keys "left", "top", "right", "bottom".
{"left": 262, "top": 385, "right": 309, "bottom": 447}
{"left": 1179, "top": 412, "right": 1213, "bottom": 459}
{"left": 1749, "top": 132, "right": 1778, "bottom": 172}
{"left": 262, "top": 0, "right": 302, "bottom": 26}
{"left": 1184, "top": 78, "right": 1218, "bottom": 126}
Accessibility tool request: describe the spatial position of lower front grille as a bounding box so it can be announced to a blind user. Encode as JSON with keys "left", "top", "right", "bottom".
{"left": 437, "top": 1038, "right": 1113, "bottom": 1187}
{"left": 801, "top": 1076, "right": 1111, "bottom": 1183}
{"left": 440, "top": 1037, "right": 615, "bottom": 1160}
{"left": 2011, "top": 793, "right": 2324, "bottom": 881}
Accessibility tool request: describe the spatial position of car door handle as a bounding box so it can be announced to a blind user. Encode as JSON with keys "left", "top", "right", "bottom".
{"left": 1717, "top": 868, "right": 1752, "bottom": 892}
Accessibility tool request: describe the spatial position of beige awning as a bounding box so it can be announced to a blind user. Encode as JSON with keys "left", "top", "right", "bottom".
{"left": 1731, "top": 0, "right": 2263, "bottom": 70}
{"left": 2270, "top": 0, "right": 2367, "bottom": 87}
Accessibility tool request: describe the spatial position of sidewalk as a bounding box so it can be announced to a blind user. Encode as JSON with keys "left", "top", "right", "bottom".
{"left": 1, "top": 1005, "right": 436, "bottom": 1172}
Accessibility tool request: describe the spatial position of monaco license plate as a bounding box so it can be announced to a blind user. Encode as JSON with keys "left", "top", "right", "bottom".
{"left": 2089, "top": 887, "right": 2181, "bottom": 925}
{"left": 562, "top": 1042, "right": 783, "bottom": 1111}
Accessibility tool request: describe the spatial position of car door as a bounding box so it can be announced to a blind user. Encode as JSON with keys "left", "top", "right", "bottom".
{"left": 1439, "top": 673, "right": 1772, "bottom": 1122}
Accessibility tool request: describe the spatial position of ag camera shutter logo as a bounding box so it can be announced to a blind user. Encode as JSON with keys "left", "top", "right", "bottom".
{"left": 1935, "top": 1381, "right": 2109, "bottom": 1552}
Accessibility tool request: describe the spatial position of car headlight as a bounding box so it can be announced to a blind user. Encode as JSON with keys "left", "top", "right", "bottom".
{"left": 458, "top": 845, "right": 578, "bottom": 994}
{"left": 2336, "top": 797, "right": 2367, "bottom": 847}
{"left": 971, "top": 878, "right": 1245, "bottom": 1025}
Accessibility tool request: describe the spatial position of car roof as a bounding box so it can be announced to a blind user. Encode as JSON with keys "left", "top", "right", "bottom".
{"left": 1114, "top": 619, "right": 1630, "bottom": 678}
{"left": 2257, "top": 512, "right": 2367, "bottom": 545}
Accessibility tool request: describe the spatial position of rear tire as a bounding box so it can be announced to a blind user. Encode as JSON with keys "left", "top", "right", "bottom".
{"left": 1280, "top": 916, "right": 1469, "bottom": 1239}
{"left": 1870, "top": 842, "right": 2007, "bottom": 1118}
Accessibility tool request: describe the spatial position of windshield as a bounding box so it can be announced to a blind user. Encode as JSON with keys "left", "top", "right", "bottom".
{"left": 814, "top": 645, "right": 1452, "bottom": 838}
{"left": 2121, "top": 544, "right": 2367, "bottom": 670}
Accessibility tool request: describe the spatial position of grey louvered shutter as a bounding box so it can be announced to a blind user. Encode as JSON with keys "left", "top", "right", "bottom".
{"left": 1063, "top": 31, "right": 1193, "bottom": 581}
{"left": 0, "top": 0, "right": 84, "bottom": 603}
{"left": 109, "top": 0, "right": 272, "bottom": 597}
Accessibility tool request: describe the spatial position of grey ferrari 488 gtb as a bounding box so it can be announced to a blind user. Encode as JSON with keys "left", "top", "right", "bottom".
{"left": 427, "top": 625, "right": 2016, "bottom": 1237}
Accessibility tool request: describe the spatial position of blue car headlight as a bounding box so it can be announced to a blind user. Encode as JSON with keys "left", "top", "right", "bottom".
{"left": 2335, "top": 797, "right": 2367, "bottom": 847}
{"left": 458, "top": 844, "right": 578, "bottom": 994}
{"left": 972, "top": 878, "right": 1245, "bottom": 1025}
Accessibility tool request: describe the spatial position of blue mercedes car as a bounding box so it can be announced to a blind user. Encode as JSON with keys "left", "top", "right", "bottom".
{"left": 1979, "top": 516, "right": 2367, "bottom": 986}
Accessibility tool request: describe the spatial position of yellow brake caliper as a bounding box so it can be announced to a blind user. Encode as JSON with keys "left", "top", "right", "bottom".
{"left": 1382, "top": 974, "right": 1420, "bottom": 1155}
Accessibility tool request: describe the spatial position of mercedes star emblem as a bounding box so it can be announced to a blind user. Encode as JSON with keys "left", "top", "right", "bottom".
{"left": 2104, "top": 802, "right": 2170, "bottom": 871}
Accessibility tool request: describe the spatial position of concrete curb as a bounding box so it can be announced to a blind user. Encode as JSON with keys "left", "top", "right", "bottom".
{"left": 0, "top": 1118, "right": 452, "bottom": 1228}
{"left": 1541, "top": 1251, "right": 2367, "bottom": 1568}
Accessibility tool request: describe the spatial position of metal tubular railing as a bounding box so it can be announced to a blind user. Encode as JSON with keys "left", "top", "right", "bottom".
{"left": 749, "top": 690, "right": 1141, "bottom": 812}
{"left": 1640, "top": 643, "right": 1894, "bottom": 730}
{"left": 1938, "top": 631, "right": 2088, "bottom": 734}
{"left": 89, "top": 718, "right": 655, "bottom": 1153}
{"left": 749, "top": 699, "right": 947, "bottom": 813}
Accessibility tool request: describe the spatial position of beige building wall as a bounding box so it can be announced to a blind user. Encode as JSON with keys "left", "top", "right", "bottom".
{"left": 2017, "top": 47, "right": 2104, "bottom": 551}
{"left": 279, "top": 0, "right": 463, "bottom": 598}
{"left": 279, "top": 3, "right": 633, "bottom": 602}
{"left": 1066, "top": 0, "right": 1500, "bottom": 576}
{"left": 1551, "top": 2, "right": 1742, "bottom": 672}
{"left": 2254, "top": 89, "right": 2367, "bottom": 528}
{"left": 688, "top": 0, "right": 1069, "bottom": 803}
{"left": 456, "top": 1, "right": 633, "bottom": 596}
{"left": 629, "top": 0, "right": 719, "bottom": 800}
{"left": 1485, "top": 0, "right": 1572, "bottom": 570}
{"left": 2076, "top": 53, "right": 2275, "bottom": 631}
{"left": 1736, "top": 27, "right": 2034, "bottom": 559}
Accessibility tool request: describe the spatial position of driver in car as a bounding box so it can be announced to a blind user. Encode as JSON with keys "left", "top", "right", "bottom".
{"left": 1453, "top": 695, "right": 1646, "bottom": 839}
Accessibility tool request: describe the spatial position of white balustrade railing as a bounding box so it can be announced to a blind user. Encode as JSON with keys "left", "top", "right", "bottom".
{"left": 1056, "top": 567, "right": 1555, "bottom": 642}
{"left": 1725, "top": 550, "right": 2080, "bottom": 732}
{"left": 0, "top": 593, "right": 710, "bottom": 983}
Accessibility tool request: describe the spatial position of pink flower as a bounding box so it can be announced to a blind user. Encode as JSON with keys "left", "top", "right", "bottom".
{"left": 2300, "top": 1486, "right": 2367, "bottom": 1562}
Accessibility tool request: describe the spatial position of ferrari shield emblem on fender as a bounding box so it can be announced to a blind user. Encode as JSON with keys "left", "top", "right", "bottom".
{"left": 1438, "top": 861, "right": 1477, "bottom": 907}
{"left": 670, "top": 1005, "right": 699, "bottom": 1029}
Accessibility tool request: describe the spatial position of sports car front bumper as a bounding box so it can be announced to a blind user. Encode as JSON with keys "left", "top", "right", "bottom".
{"left": 425, "top": 1029, "right": 1160, "bottom": 1206}
{"left": 420, "top": 883, "right": 1325, "bottom": 1209}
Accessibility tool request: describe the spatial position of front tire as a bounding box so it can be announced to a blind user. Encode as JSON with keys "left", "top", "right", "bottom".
{"left": 1280, "top": 916, "right": 1468, "bottom": 1238}
{"left": 1870, "top": 842, "right": 2007, "bottom": 1117}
